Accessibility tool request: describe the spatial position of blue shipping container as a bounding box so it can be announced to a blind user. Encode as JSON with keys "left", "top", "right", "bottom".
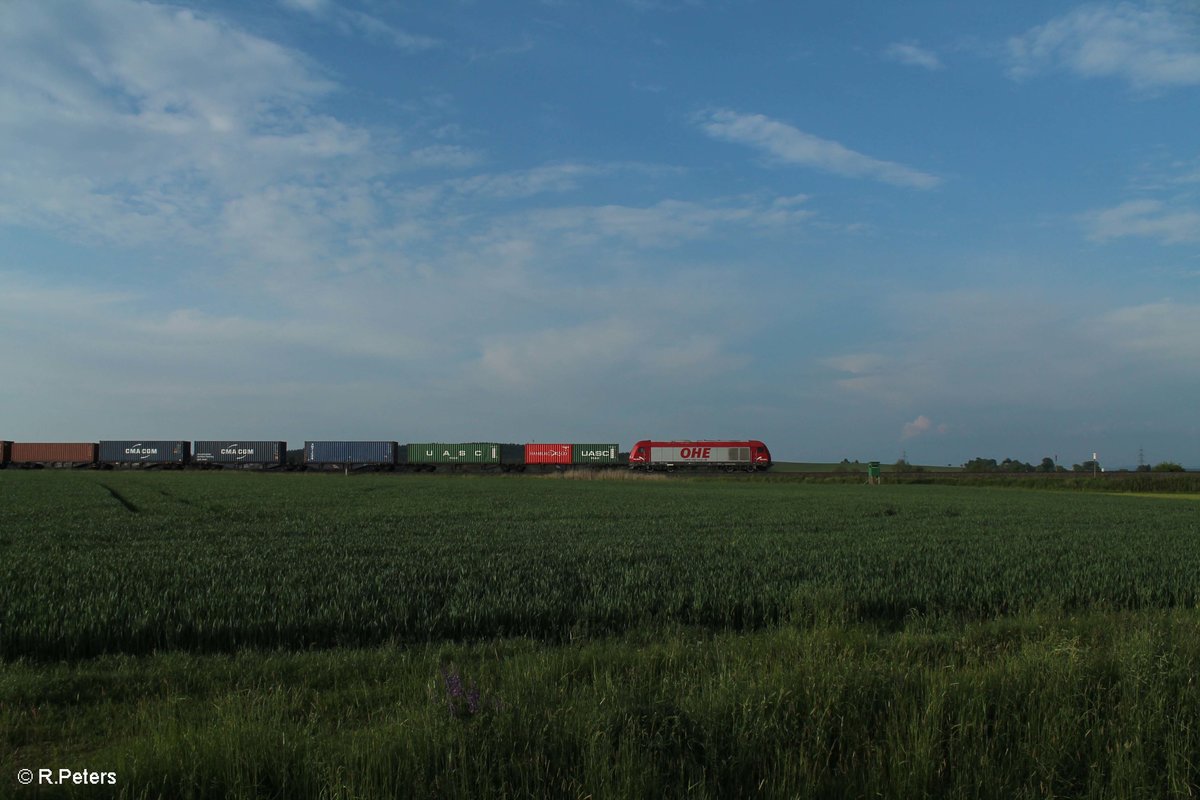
{"left": 304, "top": 441, "right": 397, "bottom": 465}
{"left": 99, "top": 440, "right": 190, "bottom": 464}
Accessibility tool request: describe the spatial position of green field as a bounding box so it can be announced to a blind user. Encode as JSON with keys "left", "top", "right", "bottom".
{"left": 4, "top": 471, "right": 1200, "bottom": 798}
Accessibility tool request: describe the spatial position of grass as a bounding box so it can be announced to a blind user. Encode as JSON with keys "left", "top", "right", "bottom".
{"left": 3, "top": 471, "right": 1200, "bottom": 797}
{"left": 6, "top": 614, "right": 1200, "bottom": 798}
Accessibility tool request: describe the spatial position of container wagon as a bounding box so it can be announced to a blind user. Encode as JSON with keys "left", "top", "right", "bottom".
{"left": 304, "top": 441, "right": 397, "bottom": 469}
{"left": 407, "top": 442, "right": 523, "bottom": 471}
{"left": 628, "top": 440, "right": 772, "bottom": 472}
{"left": 193, "top": 440, "right": 286, "bottom": 469}
{"left": 98, "top": 440, "right": 190, "bottom": 467}
{"left": 524, "top": 443, "right": 621, "bottom": 470}
{"left": 10, "top": 442, "right": 98, "bottom": 468}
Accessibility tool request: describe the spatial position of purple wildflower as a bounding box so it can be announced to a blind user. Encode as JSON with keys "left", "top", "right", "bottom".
{"left": 441, "top": 667, "right": 465, "bottom": 699}
{"left": 439, "top": 664, "right": 498, "bottom": 720}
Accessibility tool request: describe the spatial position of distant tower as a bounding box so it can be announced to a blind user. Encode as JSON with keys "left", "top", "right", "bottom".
{"left": 1138, "top": 446, "right": 1145, "bottom": 469}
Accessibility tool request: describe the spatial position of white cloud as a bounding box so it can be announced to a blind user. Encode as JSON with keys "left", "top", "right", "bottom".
{"left": 883, "top": 42, "right": 943, "bottom": 70}
{"left": 0, "top": 0, "right": 379, "bottom": 247}
{"left": 1081, "top": 199, "right": 1200, "bottom": 243}
{"left": 696, "top": 109, "right": 941, "bottom": 189}
{"left": 901, "top": 415, "right": 947, "bottom": 440}
{"left": 1008, "top": 3, "right": 1200, "bottom": 89}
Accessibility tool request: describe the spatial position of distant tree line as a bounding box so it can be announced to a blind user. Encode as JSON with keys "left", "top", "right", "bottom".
{"left": 961, "top": 457, "right": 1185, "bottom": 473}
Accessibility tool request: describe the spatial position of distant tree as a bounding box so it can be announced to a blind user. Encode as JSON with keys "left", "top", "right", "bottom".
{"left": 999, "top": 458, "right": 1034, "bottom": 473}
{"left": 1038, "top": 457, "right": 1056, "bottom": 473}
{"left": 1152, "top": 462, "right": 1185, "bottom": 472}
{"left": 963, "top": 457, "right": 998, "bottom": 472}
{"left": 1135, "top": 464, "right": 1151, "bottom": 472}
{"left": 1073, "top": 460, "right": 1099, "bottom": 473}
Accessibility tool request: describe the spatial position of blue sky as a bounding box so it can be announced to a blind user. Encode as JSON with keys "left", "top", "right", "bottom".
{"left": 2, "top": 0, "right": 1199, "bottom": 467}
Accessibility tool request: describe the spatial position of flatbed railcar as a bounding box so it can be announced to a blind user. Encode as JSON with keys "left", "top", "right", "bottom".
{"left": 628, "top": 440, "right": 772, "bottom": 472}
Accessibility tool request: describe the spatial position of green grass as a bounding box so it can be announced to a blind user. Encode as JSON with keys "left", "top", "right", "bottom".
{"left": 3, "top": 471, "right": 1200, "bottom": 797}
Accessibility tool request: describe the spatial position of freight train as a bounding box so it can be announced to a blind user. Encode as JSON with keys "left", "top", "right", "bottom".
{"left": 0, "top": 438, "right": 772, "bottom": 472}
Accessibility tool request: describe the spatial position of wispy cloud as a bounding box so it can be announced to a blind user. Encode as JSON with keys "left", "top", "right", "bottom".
{"left": 696, "top": 109, "right": 941, "bottom": 189}
{"left": 277, "top": 0, "right": 440, "bottom": 52}
{"left": 822, "top": 290, "right": 1200, "bottom": 422}
{"left": 1008, "top": 3, "right": 1200, "bottom": 89}
{"left": 883, "top": 41, "right": 943, "bottom": 70}
{"left": 1102, "top": 300, "right": 1200, "bottom": 364}
{"left": 1081, "top": 199, "right": 1200, "bottom": 243}
{"left": 521, "top": 194, "right": 812, "bottom": 248}
{"left": 450, "top": 164, "right": 601, "bottom": 198}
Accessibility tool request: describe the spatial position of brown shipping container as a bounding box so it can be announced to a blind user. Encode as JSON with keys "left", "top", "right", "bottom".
{"left": 11, "top": 442, "right": 98, "bottom": 465}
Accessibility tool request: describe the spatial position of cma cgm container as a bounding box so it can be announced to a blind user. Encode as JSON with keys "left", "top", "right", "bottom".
{"left": 408, "top": 443, "right": 523, "bottom": 467}
{"left": 628, "top": 440, "right": 772, "bottom": 471}
{"left": 99, "top": 440, "right": 190, "bottom": 466}
{"left": 11, "top": 442, "right": 98, "bottom": 467}
{"left": 193, "top": 440, "right": 286, "bottom": 467}
{"left": 305, "top": 441, "right": 397, "bottom": 466}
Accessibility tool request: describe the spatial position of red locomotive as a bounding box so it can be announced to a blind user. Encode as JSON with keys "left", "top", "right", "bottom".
{"left": 628, "top": 440, "right": 772, "bottom": 472}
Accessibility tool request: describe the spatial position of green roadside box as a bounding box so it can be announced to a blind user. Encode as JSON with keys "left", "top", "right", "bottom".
{"left": 867, "top": 462, "right": 881, "bottom": 479}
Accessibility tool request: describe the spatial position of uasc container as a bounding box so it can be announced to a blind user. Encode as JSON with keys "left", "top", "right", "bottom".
{"left": 408, "top": 443, "right": 522, "bottom": 465}
{"left": 571, "top": 443, "right": 620, "bottom": 465}
{"left": 99, "top": 440, "right": 190, "bottom": 465}
{"left": 304, "top": 441, "right": 397, "bottom": 465}
{"left": 193, "top": 440, "right": 286, "bottom": 467}
{"left": 11, "top": 443, "right": 98, "bottom": 466}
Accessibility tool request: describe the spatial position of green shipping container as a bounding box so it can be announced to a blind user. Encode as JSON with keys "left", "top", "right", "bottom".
{"left": 408, "top": 443, "right": 521, "bottom": 465}
{"left": 572, "top": 443, "right": 620, "bottom": 464}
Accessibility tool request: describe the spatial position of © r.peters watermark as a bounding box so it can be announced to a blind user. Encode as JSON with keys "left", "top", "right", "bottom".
{"left": 17, "top": 768, "right": 116, "bottom": 786}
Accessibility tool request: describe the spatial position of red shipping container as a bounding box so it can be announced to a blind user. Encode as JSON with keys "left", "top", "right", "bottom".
{"left": 11, "top": 442, "right": 98, "bottom": 465}
{"left": 524, "top": 443, "right": 572, "bottom": 464}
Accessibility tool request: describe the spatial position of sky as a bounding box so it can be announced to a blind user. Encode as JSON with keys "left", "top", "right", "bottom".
{"left": 2, "top": 0, "right": 1199, "bottom": 467}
